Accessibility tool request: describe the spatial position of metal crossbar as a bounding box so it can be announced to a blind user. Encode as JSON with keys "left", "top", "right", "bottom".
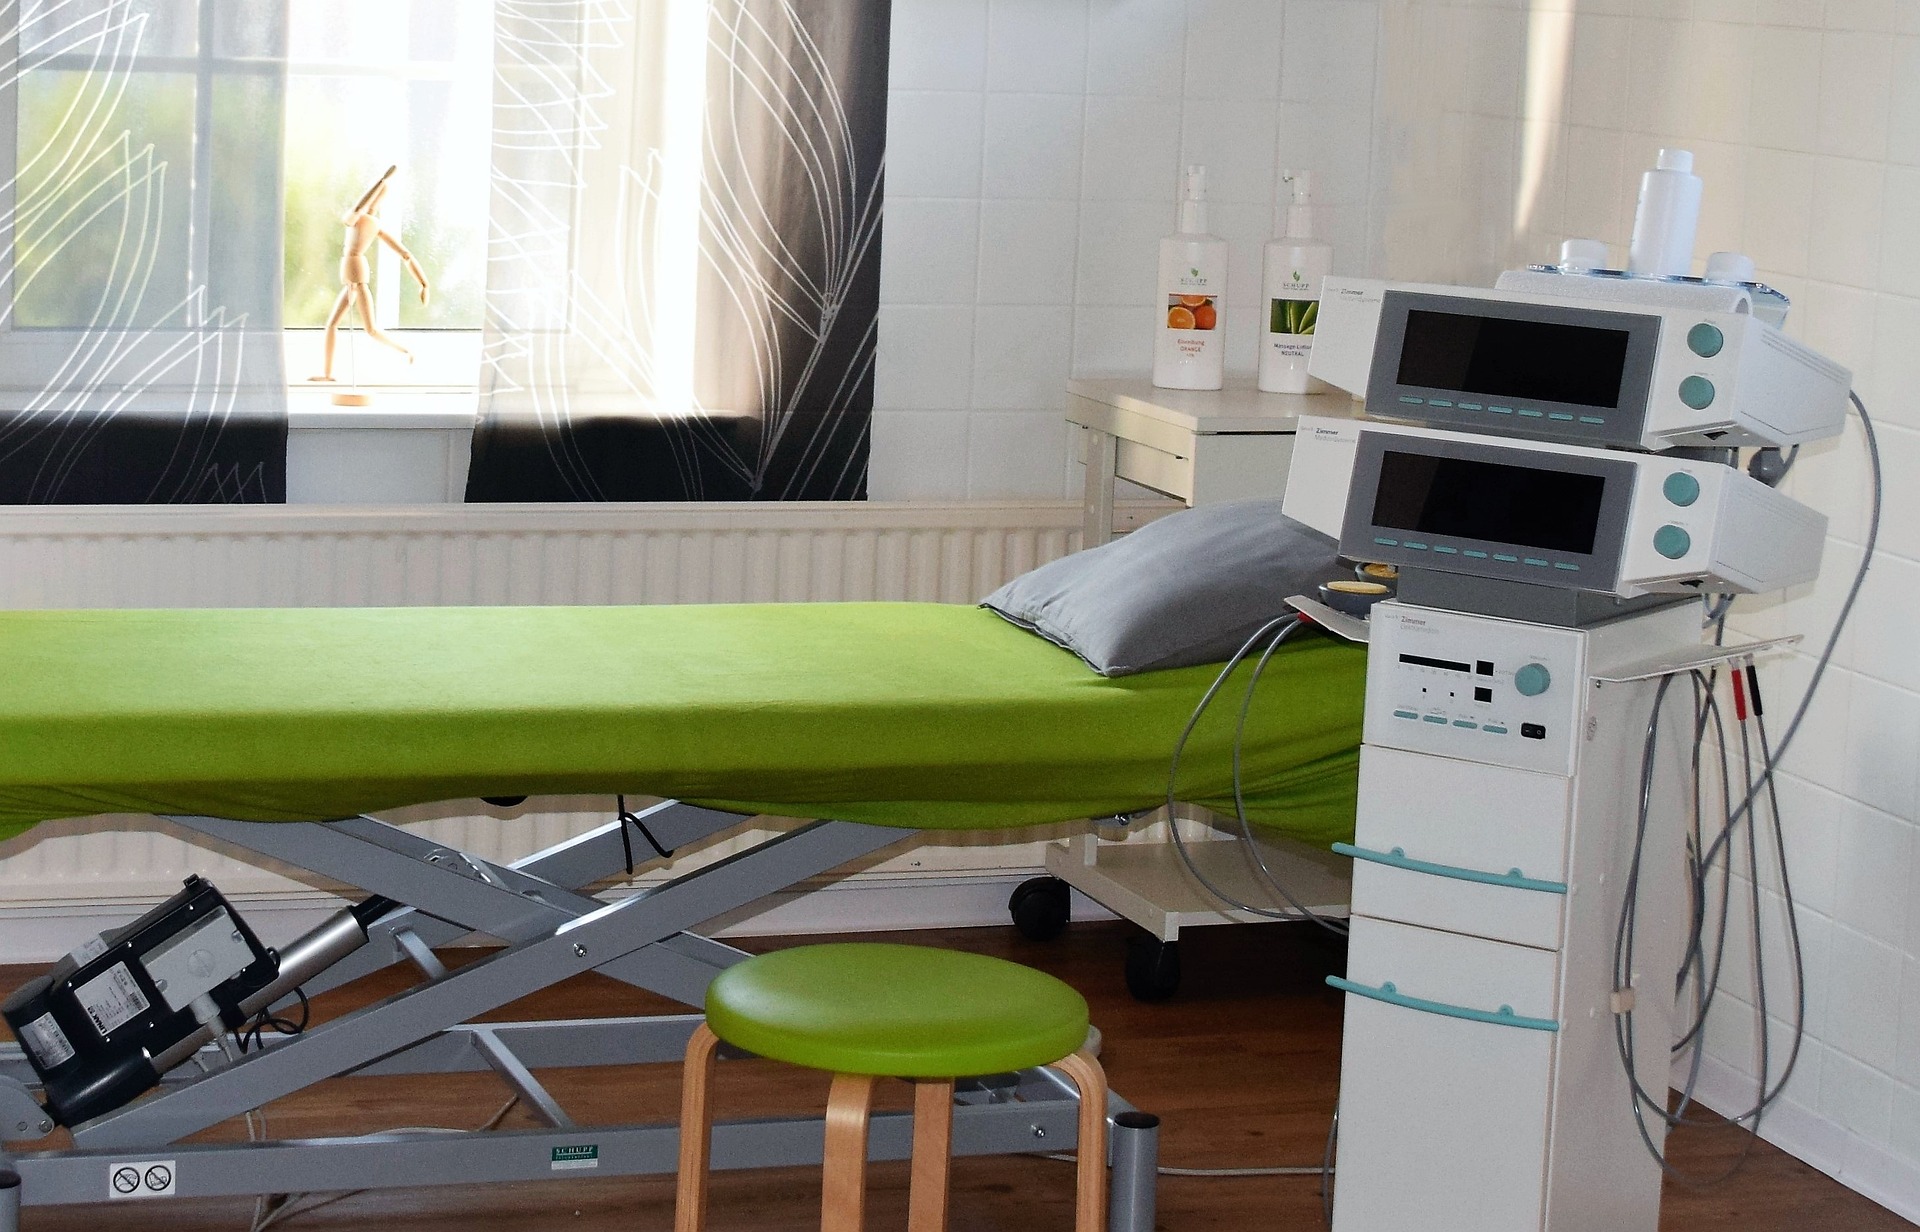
{"left": 0, "top": 804, "right": 1160, "bottom": 1232}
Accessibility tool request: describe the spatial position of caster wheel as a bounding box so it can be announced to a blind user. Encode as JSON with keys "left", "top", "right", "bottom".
{"left": 1008, "top": 876, "right": 1072, "bottom": 941}
{"left": 1125, "top": 936, "right": 1181, "bottom": 1001}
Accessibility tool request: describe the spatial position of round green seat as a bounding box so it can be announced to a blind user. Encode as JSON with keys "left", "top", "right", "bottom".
{"left": 705, "top": 943, "right": 1090, "bottom": 1079}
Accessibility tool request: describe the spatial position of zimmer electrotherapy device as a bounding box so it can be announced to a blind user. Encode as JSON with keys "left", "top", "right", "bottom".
{"left": 1287, "top": 272, "right": 1859, "bottom": 1231}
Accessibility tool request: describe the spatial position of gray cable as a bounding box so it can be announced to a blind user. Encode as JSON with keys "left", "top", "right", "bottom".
{"left": 1163, "top": 614, "right": 1348, "bottom": 929}
{"left": 1610, "top": 389, "right": 1879, "bottom": 1180}
{"left": 1694, "top": 389, "right": 1881, "bottom": 875}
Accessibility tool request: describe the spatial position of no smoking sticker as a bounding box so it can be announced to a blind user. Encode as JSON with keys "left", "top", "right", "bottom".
{"left": 107, "top": 1160, "right": 175, "bottom": 1199}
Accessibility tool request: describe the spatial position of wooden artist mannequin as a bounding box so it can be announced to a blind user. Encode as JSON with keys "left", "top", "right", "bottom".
{"left": 311, "top": 165, "right": 430, "bottom": 387}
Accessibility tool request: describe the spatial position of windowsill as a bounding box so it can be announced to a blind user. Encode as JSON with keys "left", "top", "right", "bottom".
{"left": 285, "top": 385, "right": 478, "bottom": 431}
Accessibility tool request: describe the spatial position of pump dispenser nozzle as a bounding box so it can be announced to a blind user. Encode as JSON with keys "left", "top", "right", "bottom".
{"left": 1178, "top": 164, "right": 1210, "bottom": 234}
{"left": 1279, "top": 169, "right": 1317, "bottom": 239}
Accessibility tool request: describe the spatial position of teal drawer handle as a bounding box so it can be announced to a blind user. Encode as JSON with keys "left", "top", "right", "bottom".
{"left": 1332, "top": 842, "right": 1567, "bottom": 895}
{"left": 1327, "top": 976, "right": 1559, "bottom": 1033}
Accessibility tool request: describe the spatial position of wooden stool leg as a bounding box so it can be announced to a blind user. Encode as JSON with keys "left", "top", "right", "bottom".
{"left": 822, "top": 1073, "right": 878, "bottom": 1232}
{"left": 675, "top": 1024, "right": 723, "bottom": 1232}
{"left": 1049, "top": 1050, "right": 1110, "bottom": 1232}
{"left": 907, "top": 1079, "right": 955, "bottom": 1232}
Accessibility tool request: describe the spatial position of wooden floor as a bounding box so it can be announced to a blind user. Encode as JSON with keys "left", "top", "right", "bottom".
{"left": 1, "top": 920, "right": 1909, "bottom": 1232}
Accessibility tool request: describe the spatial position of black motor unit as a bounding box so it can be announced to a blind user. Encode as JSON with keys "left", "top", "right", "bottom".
{"left": 2, "top": 876, "right": 277, "bottom": 1126}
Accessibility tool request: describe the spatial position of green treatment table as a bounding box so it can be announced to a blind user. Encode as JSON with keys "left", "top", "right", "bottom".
{"left": 0, "top": 602, "right": 1365, "bottom": 1232}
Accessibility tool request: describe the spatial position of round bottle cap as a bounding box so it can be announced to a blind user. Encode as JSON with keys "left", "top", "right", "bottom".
{"left": 1558, "top": 238, "right": 1611, "bottom": 271}
{"left": 1656, "top": 148, "right": 1694, "bottom": 173}
{"left": 1704, "top": 251, "right": 1756, "bottom": 283}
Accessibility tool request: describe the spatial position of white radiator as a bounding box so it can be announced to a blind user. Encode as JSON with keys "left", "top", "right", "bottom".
{"left": 0, "top": 500, "right": 1154, "bottom": 958}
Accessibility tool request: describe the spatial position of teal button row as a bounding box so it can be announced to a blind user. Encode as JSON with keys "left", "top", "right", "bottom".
{"left": 1393, "top": 709, "right": 1419, "bottom": 720}
{"left": 1374, "top": 538, "right": 1585, "bottom": 573}
{"left": 1482, "top": 725, "right": 1510, "bottom": 735}
{"left": 1393, "top": 396, "right": 1603, "bottom": 426}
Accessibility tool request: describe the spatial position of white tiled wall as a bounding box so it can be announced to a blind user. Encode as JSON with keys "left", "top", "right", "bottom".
{"left": 872, "top": 0, "right": 1382, "bottom": 500}
{"left": 1366, "top": 0, "right": 1920, "bottom": 1215}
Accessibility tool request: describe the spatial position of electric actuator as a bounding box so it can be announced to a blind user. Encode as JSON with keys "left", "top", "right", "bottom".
{"left": 2, "top": 877, "right": 384, "bottom": 1127}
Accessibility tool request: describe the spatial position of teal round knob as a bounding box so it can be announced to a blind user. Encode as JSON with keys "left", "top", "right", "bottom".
{"left": 1679, "top": 375, "right": 1716, "bottom": 410}
{"left": 1687, "top": 322, "right": 1724, "bottom": 358}
{"left": 1662, "top": 471, "right": 1701, "bottom": 507}
{"left": 1654, "top": 524, "right": 1692, "bottom": 559}
{"left": 1514, "top": 663, "right": 1552, "bottom": 697}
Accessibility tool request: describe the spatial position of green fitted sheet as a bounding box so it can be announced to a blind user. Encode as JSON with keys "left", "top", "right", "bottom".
{"left": 0, "top": 603, "right": 1366, "bottom": 846}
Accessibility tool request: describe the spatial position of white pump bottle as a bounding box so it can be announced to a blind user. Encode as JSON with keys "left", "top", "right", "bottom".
{"left": 1257, "top": 170, "right": 1332, "bottom": 394}
{"left": 1152, "top": 165, "right": 1227, "bottom": 391}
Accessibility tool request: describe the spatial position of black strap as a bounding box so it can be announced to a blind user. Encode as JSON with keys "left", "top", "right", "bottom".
{"left": 616, "top": 794, "right": 674, "bottom": 875}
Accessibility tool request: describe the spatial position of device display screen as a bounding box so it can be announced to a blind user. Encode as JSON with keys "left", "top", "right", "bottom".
{"left": 1396, "top": 309, "right": 1632, "bottom": 408}
{"left": 1371, "top": 450, "right": 1607, "bottom": 555}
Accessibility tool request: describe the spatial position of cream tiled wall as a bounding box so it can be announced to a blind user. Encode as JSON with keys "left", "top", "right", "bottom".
{"left": 872, "top": 0, "right": 1382, "bottom": 499}
{"left": 1366, "top": 0, "right": 1920, "bottom": 1216}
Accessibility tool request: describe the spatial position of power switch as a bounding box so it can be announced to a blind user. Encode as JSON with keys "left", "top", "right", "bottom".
{"left": 1521, "top": 723, "right": 1547, "bottom": 740}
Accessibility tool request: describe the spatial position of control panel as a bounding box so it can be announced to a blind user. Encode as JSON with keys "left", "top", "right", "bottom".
{"left": 1364, "top": 602, "right": 1585, "bottom": 776}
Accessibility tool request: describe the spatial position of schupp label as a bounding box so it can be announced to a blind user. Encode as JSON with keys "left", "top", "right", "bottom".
{"left": 551, "top": 1144, "right": 601, "bottom": 1171}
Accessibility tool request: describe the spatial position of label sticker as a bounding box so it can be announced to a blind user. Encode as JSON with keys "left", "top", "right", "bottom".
{"left": 550, "top": 1144, "right": 600, "bottom": 1171}
{"left": 19, "top": 1012, "right": 76, "bottom": 1069}
{"left": 69, "top": 936, "right": 110, "bottom": 966}
{"left": 107, "top": 1160, "right": 175, "bottom": 1199}
{"left": 74, "top": 962, "right": 151, "bottom": 1038}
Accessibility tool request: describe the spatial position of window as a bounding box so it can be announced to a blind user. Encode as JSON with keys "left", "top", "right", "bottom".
{"left": 281, "top": 0, "right": 493, "bottom": 389}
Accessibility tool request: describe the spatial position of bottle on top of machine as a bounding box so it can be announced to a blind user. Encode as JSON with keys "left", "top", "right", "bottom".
{"left": 1257, "top": 169, "right": 1332, "bottom": 394}
{"left": 1152, "top": 165, "right": 1226, "bottom": 391}
{"left": 1627, "top": 148, "right": 1703, "bottom": 278}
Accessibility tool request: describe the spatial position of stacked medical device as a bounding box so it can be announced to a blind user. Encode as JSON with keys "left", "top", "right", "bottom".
{"left": 1285, "top": 247, "right": 1856, "bottom": 1229}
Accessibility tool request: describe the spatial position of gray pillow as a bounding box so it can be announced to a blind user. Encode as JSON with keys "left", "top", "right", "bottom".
{"left": 981, "top": 499, "right": 1341, "bottom": 676}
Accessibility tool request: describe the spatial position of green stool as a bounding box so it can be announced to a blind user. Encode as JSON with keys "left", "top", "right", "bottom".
{"left": 676, "top": 942, "right": 1108, "bottom": 1232}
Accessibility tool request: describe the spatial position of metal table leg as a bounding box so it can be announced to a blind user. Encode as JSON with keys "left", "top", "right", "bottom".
{"left": 1109, "top": 1110, "right": 1160, "bottom": 1232}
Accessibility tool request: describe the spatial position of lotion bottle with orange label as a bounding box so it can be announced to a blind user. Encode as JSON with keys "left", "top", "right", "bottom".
{"left": 1152, "top": 164, "right": 1226, "bottom": 390}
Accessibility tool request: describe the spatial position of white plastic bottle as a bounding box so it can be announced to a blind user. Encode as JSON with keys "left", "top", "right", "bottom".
{"left": 1627, "top": 148, "right": 1703, "bottom": 278}
{"left": 1257, "top": 170, "right": 1333, "bottom": 394}
{"left": 1152, "top": 165, "right": 1227, "bottom": 391}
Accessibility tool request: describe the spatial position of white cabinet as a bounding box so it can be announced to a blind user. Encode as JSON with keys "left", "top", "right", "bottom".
{"left": 1333, "top": 916, "right": 1560, "bottom": 1232}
